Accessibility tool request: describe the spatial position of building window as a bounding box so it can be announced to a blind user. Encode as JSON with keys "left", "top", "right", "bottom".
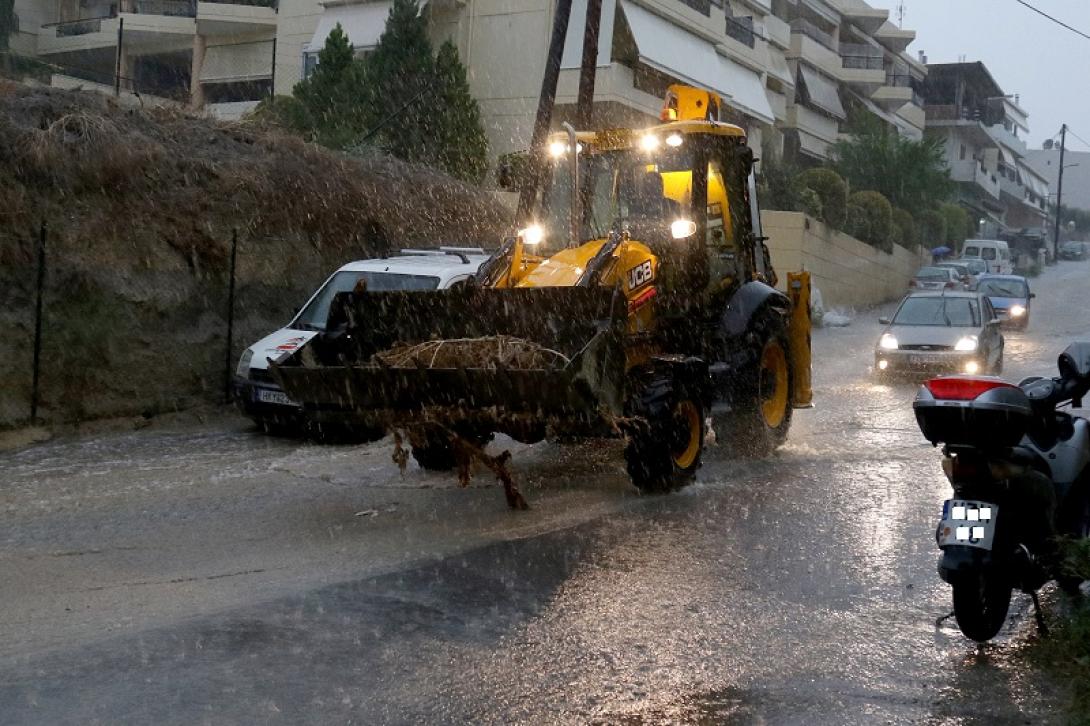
{"left": 678, "top": 0, "right": 711, "bottom": 17}
{"left": 959, "top": 144, "right": 966, "bottom": 160}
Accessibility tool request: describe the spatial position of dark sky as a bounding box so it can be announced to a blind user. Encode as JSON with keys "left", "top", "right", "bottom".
{"left": 903, "top": 0, "right": 1090, "bottom": 151}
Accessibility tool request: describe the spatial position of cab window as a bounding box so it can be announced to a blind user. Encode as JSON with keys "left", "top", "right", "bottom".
{"left": 982, "top": 248, "right": 997, "bottom": 260}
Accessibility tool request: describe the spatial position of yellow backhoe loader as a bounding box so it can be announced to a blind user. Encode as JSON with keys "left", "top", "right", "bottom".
{"left": 271, "top": 85, "right": 812, "bottom": 505}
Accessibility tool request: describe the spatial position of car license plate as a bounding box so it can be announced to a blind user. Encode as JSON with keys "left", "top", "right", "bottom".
{"left": 937, "top": 499, "right": 998, "bottom": 550}
{"left": 909, "top": 354, "right": 937, "bottom": 366}
{"left": 257, "top": 388, "right": 294, "bottom": 406}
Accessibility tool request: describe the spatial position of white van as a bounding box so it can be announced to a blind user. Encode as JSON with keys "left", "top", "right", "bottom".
{"left": 960, "top": 239, "right": 1012, "bottom": 275}
{"left": 233, "top": 247, "right": 490, "bottom": 436}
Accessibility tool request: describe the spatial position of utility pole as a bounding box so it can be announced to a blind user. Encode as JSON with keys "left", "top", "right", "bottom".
{"left": 1052, "top": 124, "right": 1067, "bottom": 263}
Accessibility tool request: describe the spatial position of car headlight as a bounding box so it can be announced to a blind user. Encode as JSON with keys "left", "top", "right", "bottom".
{"left": 236, "top": 349, "right": 254, "bottom": 377}
{"left": 879, "top": 333, "right": 899, "bottom": 350}
{"left": 1009, "top": 304, "right": 1026, "bottom": 317}
{"left": 954, "top": 336, "right": 978, "bottom": 351}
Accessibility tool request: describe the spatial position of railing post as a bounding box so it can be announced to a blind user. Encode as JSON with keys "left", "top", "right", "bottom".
{"left": 114, "top": 17, "right": 124, "bottom": 96}
{"left": 224, "top": 229, "right": 238, "bottom": 404}
{"left": 31, "top": 222, "right": 46, "bottom": 423}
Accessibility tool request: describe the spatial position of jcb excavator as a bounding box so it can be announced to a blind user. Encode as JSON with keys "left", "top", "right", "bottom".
{"left": 271, "top": 84, "right": 813, "bottom": 503}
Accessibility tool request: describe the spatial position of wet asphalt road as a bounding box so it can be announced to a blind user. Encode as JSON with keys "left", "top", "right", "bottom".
{"left": 2, "top": 262, "right": 1089, "bottom": 724}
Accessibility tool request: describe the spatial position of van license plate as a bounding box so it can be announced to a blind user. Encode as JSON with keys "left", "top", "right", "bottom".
{"left": 257, "top": 389, "right": 293, "bottom": 406}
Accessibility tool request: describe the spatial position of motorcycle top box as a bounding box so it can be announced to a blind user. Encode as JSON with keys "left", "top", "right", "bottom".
{"left": 913, "top": 376, "right": 1033, "bottom": 449}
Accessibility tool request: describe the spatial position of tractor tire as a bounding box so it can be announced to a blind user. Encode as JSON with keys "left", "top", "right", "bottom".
{"left": 715, "top": 317, "right": 793, "bottom": 459}
{"left": 411, "top": 428, "right": 494, "bottom": 471}
{"left": 624, "top": 378, "right": 705, "bottom": 494}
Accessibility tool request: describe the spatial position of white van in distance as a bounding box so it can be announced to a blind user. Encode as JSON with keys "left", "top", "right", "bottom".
{"left": 960, "top": 239, "right": 1013, "bottom": 275}
{"left": 233, "top": 247, "right": 490, "bottom": 437}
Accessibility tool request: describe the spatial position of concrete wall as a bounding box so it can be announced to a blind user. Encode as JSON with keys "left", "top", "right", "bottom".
{"left": 762, "top": 210, "right": 927, "bottom": 309}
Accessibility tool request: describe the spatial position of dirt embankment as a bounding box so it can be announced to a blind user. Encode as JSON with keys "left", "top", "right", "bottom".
{"left": 0, "top": 82, "right": 510, "bottom": 427}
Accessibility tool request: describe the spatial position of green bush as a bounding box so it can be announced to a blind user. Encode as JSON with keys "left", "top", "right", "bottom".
{"left": 757, "top": 151, "right": 802, "bottom": 212}
{"left": 917, "top": 209, "right": 947, "bottom": 248}
{"left": 891, "top": 208, "right": 917, "bottom": 249}
{"left": 939, "top": 202, "right": 971, "bottom": 251}
{"left": 1031, "top": 539, "right": 1090, "bottom": 721}
{"left": 845, "top": 202, "right": 868, "bottom": 241}
{"left": 796, "top": 168, "right": 847, "bottom": 229}
{"left": 798, "top": 188, "right": 823, "bottom": 220}
{"left": 849, "top": 190, "right": 893, "bottom": 251}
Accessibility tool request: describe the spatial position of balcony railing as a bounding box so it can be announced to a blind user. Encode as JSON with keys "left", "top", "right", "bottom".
{"left": 200, "top": 0, "right": 278, "bottom": 6}
{"left": 127, "top": 0, "right": 197, "bottom": 16}
{"left": 725, "top": 15, "right": 756, "bottom": 48}
{"left": 677, "top": 0, "right": 711, "bottom": 17}
{"left": 46, "top": 16, "right": 111, "bottom": 37}
{"left": 839, "top": 42, "right": 883, "bottom": 70}
{"left": 885, "top": 73, "right": 912, "bottom": 87}
{"left": 790, "top": 18, "right": 836, "bottom": 52}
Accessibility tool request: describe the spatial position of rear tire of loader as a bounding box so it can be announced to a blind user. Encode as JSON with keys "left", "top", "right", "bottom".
{"left": 625, "top": 380, "right": 705, "bottom": 494}
{"left": 715, "top": 320, "right": 793, "bottom": 459}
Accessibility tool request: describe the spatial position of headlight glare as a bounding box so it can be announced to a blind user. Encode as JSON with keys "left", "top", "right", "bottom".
{"left": 1009, "top": 304, "right": 1026, "bottom": 317}
{"left": 955, "top": 336, "right": 978, "bottom": 351}
{"left": 879, "top": 333, "right": 899, "bottom": 350}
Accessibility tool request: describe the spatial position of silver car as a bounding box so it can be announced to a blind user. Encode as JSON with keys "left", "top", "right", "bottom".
{"left": 875, "top": 291, "right": 1004, "bottom": 377}
{"left": 910, "top": 266, "right": 965, "bottom": 291}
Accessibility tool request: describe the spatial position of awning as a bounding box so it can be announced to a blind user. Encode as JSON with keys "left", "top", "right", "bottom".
{"left": 1020, "top": 165, "right": 1047, "bottom": 197}
{"left": 798, "top": 64, "right": 845, "bottom": 119}
{"left": 201, "top": 41, "right": 274, "bottom": 83}
{"left": 847, "top": 88, "right": 896, "bottom": 127}
{"left": 717, "top": 54, "right": 774, "bottom": 124}
{"left": 619, "top": 0, "right": 773, "bottom": 124}
{"left": 561, "top": 0, "right": 617, "bottom": 69}
{"left": 797, "top": 130, "right": 830, "bottom": 159}
{"left": 765, "top": 46, "right": 793, "bottom": 87}
{"left": 997, "top": 146, "right": 1016, "bottom": 166}
{"left": 309, "top": 1, "right": 393, "bottom": 51}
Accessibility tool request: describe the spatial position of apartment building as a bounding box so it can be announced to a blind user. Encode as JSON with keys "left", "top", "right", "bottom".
{"left": 11, "top": 0, "right": 922, "bottom": 163}
{"left": 775, "top": 0, "right": 925, "bottom": 162}
{"left": 1026, "top": 147, "right": 1090, "bottom": 215}
{"left": 10, "top": 0, "right": 277, "bottom": 119}
{"left": 922, "top": 62, "right": 1050, "bottom": 238}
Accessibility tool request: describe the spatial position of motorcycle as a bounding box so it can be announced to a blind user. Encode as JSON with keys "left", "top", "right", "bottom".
{"left": 913, "top": 342, "right": 1090, "bottom": 642}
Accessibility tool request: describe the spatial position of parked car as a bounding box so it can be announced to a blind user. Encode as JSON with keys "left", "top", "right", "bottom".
{"left": 875, "top": 291, "right": 1004, "bottom": 377}
{"left": 934, "top": 261, "right": 974, "bottom": 289}
{"left": 975, "top": 274, "right": 1034, "bottom": 329}
{"left": 961, "top": 239, "right": 1013, "bottom": 274}
{"left": 910, "top": 266, "right": 965, "bottom": 291}
{"left": 1059, "top": 240, "right": 1089, "bottom": 261}
{"left": 234, "top": 248, "right": 491, "bottom": 438}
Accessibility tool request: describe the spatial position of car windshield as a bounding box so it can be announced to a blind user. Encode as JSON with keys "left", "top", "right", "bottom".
{"left": 292, "top": 271, "right": 441, "bottom": 330}
{"left": 893, "top": 296, "right": 980, "bottom": 326}
{"left": 915, "top": 267, "right": 951, "bottom": 281}
{"left": 978, "top": 279, "right": 1028, "bottom": 298}
{"left": 964, "top": 260, "right": 987, "bottom": 274}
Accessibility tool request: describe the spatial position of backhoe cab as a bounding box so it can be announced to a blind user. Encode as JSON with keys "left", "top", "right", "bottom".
{"left": 271, "top": 85, "right": 812, "bottom": 503}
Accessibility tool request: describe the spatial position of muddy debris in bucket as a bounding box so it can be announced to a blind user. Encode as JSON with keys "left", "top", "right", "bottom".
{"left": 372, "top": 336, "right": 570, "bottom": 370}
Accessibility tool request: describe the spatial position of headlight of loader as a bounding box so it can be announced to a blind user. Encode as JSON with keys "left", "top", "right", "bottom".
{"left": 879, "top": 333, "right": 899, "bottom": 350}
{"left": 236, "top": 349, "right": 254, "bottom": 377}
{"left": 954, "top": 336, "right": 979, "bottom": 351}
{"left": 1009, "top": 304, "right": 1026, "bottom": 317}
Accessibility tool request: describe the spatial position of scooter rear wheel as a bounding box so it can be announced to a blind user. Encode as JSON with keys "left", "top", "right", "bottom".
{"left": 952, "top": 572, "right": 1012, "bottom": 642}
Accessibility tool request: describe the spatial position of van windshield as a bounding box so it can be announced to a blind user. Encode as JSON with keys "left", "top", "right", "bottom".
{"left": 292, "top": 271, "right": 441, "bottom": 330}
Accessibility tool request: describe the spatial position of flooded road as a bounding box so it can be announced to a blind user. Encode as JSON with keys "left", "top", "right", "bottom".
{"left": 2, "top": 262, "right": 1087, "bottom": 723}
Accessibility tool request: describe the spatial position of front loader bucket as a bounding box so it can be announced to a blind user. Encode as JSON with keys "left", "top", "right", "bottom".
{"left": 270, "top": 286, "right": 628, "bottom": 431}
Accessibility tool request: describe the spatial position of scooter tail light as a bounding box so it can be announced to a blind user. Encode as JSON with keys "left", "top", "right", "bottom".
{"left": 924, "top": 376, "right": 1017, "bottom": 401}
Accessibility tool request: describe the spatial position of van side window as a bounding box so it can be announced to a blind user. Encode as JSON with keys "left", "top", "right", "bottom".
{"left": 982, "top": 248, "right": 996, "bottom": 260}
{"left": 964, "top": 246, "right": 979, "bottom": 257}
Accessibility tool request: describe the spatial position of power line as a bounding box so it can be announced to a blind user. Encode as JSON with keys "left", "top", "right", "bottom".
{"left": 1013, "top": 0, "right": 1090, "bottom": 41}
{"left": 1064, "top": 126, "right": 1090, "bottom": 152}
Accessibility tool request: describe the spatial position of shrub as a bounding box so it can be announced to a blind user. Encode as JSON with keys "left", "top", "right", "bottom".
{"left": 798, "top": 188, "right": 823, "bottom": 220}
{"left": 891, "top": 208, "right": 917, "bottom": 249}
{"left": 938, "top": 202, "right": 971, "bottom": 251}
{"left": 757, "top": 150, "right": 802, "bottom": 212}
{"left": 917, "top": 209, "right": 947, "bottom": 248}
{"left": 796, "top": 168, "right": 847, "bottom": 229}
{"left": 845, "top": 202, "right": 868, "bottom": 241}
{"left": 849, "top": 190, "right": 893, "bottom": 251}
